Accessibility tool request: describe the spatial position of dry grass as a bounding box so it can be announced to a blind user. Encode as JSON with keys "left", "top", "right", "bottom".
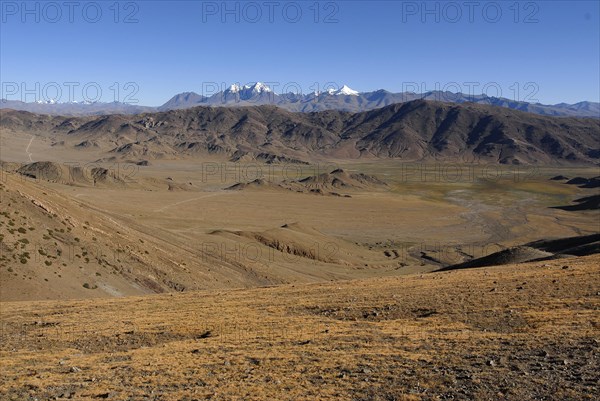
{"left": 1, "top": 254, "right": 598, "bottom": 400}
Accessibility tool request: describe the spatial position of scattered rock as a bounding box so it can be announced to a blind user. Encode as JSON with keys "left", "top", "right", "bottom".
{"left": 196, "top": 330, "right": 212, "bottom": 339}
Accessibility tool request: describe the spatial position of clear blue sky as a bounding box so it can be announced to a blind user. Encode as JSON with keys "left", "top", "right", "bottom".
{"left": 1, "top": 1, "right": 598, "bottom": 106}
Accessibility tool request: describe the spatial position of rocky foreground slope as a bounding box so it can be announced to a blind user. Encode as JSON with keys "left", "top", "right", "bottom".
{"left": 1, "top": 254, "right": 598, "bottom": 400}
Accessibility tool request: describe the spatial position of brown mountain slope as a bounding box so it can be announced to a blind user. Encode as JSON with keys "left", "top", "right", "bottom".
{"left": 0, "top": 172, "right": 284, "bottom": 301}
{"left": 225, "top": 169, "right": 388, "bottom": 197}
{"left": 288, "top": 168, "right": 388, "bottom": 191}
{"left": 437, "top": 234, "right": 600, "bottom": 271}
{"left": 211, "top": 222, "right": 380, "bottom": 265}
{"left": 2, "top": 100, "right": 599, "bottom": 164}
{"left": 16, "top": 161, "right": 126, "bottom": 187}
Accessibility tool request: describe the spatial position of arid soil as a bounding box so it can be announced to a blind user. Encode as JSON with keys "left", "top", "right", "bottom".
{"left": 1, "top": 254, "right": 598, "bottom": 400}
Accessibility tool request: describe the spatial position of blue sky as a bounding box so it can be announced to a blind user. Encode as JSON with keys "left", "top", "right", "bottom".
{"left": 1, "top": 0, "right": 599, "bottom": 106}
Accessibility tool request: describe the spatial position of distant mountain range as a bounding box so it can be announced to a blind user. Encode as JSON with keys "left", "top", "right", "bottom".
{"left": 3, "top": 100, "right": 599, "bottom": 165}
{"left": 0, "top": 100, "right": 155, "bottom": 116}
{"left": 1, "top": 83, "right": 598, "bottom": 118}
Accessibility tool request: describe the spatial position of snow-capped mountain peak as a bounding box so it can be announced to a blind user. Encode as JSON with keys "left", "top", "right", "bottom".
{"left": 317, "top": 85, "right": 360, "bottom": 96}
{"left": 36, "top": 99, "right": 58, "bottom": 104}
{"left": 228, "top": 84, "right": 241, "bottom": 93}
{"left": 251, "top": 82, "right": 272, "bottom": 93}
{"left": 225, "top": 82, "right": 272, "bottom": 94}
{"left": 336, "top": 85, "right": 359, "bottom": 96}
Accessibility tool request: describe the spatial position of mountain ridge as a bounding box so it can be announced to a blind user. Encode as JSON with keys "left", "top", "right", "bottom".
{"left": 2, "top": 99, "right": 599, "bottom": 165}
{"left": 2, "top": 82, "right": 598, "bottom": 118}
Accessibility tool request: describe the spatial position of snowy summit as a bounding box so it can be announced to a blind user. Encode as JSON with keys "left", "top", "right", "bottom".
{"left": 319, "top": 85, "right": 360, "bottom": 96}
{"left": 225, "top": 82, "right": 273, "bottom": 94}
{"left": 335, "top": 85, "right": 359, "bottom": 96}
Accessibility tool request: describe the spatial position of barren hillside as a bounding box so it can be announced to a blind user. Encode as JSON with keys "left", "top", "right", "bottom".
{"left": 1, "top": 254, "right": 598, "bottom": 400}
{"left": 2, "top": 101, "right": 599, "bottom": 165}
